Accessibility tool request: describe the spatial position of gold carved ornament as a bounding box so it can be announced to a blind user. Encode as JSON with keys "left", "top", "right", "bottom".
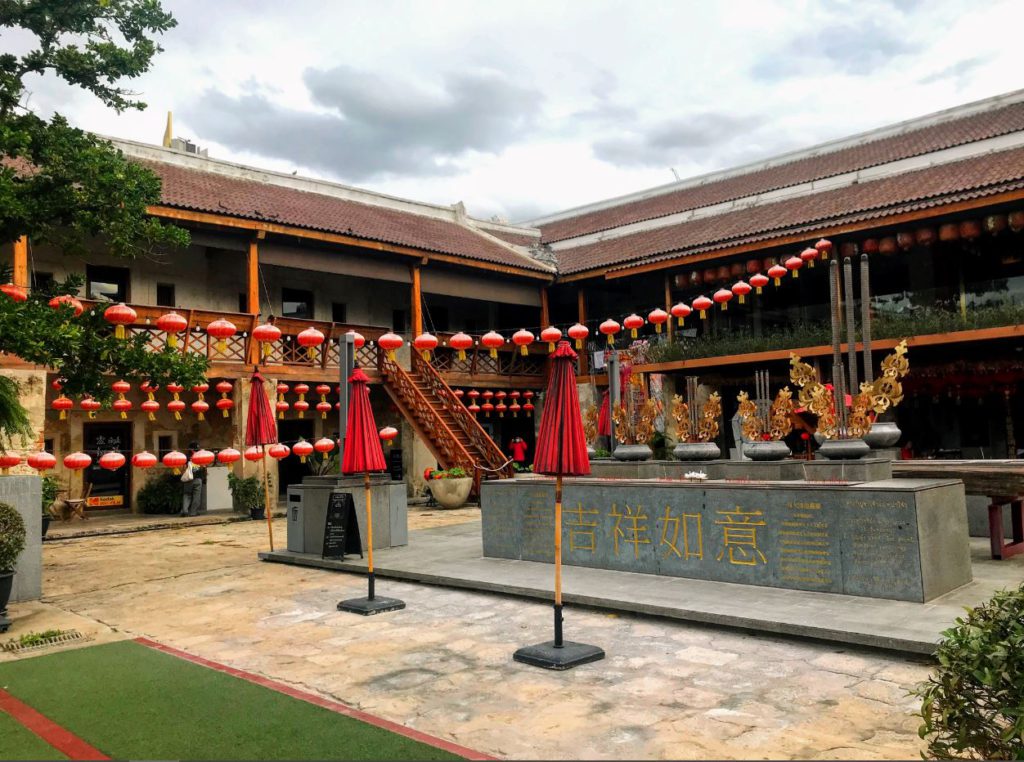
{"left": 583, "top": 404, "right": 599, "bottom": 445}
{"left": 735, "top": 390, "right": 763, "bottom": 441}
{"left": 697, "top": 392, "right": 721, "bottom": 443}
{"left": 671, "top": 394, "right": 691, "bottom": 442}
{"left": 768, "top": 387, "right": 794, "bottom": 440}
{"left": 868, "top": 339, "right": 909, "bottom": 414}
{"left": 788, "top": 354, "right": 838, "bottom": 439}
{"left": 612, "top": 397, "right": 660, "bottom": 445}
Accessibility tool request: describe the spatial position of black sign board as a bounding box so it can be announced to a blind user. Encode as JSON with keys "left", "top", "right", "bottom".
{"left": 322, "top": 492, "right": 363, "bottom": 561}
{"left": 388, "top": 448, "right": 403, "bottom": 482}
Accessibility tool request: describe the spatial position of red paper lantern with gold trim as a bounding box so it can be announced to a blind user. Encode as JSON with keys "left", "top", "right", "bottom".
{"left": 767, "top": 264, "right": 788, "bottom": 286}
{"left": 414, "top": 332, "right": 438, "bottom": 361}
{"left": 785, "top": 255, "right": 803, "bottom": 278}
{"left": 567, "top": 323, "right": 589, "bottom": 349}
{"left": 623, "top": 314, "right": 644, "bottom": 338}
{"left": 292, "top": 439, "right": 314, "bottom": 463}
{"left": 800, "top": 247, "right": 817, "bottom": 268}
{"left": 163, "top": 451, "right": 187, "bottom": 474}
{"left": 731, "top": 281, "right": 751, "bottom": 305}
{"left": 49, "top": 294, "right": 84, "bottom": 316}
{"left": 132, "top": 451, "right": 157, "bottom": 469}
{"left": 512, "top": 329, "right": 534, "bottom": 355}
{"left": 481, "top": 331, "right": 504, "bottom": 358}
{"left": 52, "top": 395, "right": 73, "bottom": 420}
{"left": 103, "top": 302, "right": 136, "bottom": 339}
{"left": 252, "top": 322, "right": 281, "bottom": 358}
{"left": 540, "top": 326, "right": 562, "bottom": 352}
{"left": 297, "top": 326, "right": 325, "bottom": 361}
{"left": 692, "top": 295, "right": 712, "bottom": 320}
{"left": 670, "top": 302, "right": 691, "bottom": 327}
{"left": 28, "top": 451, "right": 57, "bottom": 473}
{"left": 449, "top": 332, "right": 474, "bottom": 360}
{"left": 648, "top": 308, "right": 668, "bottom": 333}
{"left": 713, "top": 288, "right": 733, "bottom": 311}
{"left": 599, "top": 319, "right": 620, "bottom": 346}
{"left": 749, "top": 273, "right": 769, "bottom": 294}
{"left": 64, "top": 451, "right": 92, "bottom": 470}
{"left": 157, "top": 311, "right": 188, "bottom": 348}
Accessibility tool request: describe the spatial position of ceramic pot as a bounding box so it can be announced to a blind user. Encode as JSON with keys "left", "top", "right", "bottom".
{"left": 672, "top": 442, "right": 720, "bottom": 461}
{"left": 744, "top": 440, "right": 791, "bottom": 461}
{"left": 863, "top": 421, "right": 901, "bottom": 448}
{"left": 818, "top": 438, "right": 870, "bottom": 460}
{"left": 0, "top": 571, "right": 13, "bottom": 615}
{"left": 249, "top": 506, "right": 265, "bottom": 521}
{"left": 428, "top": 477, "right": 473, "bottom": 509}
{"left": 612, "top": 444, "right": 653, "bottom": 461}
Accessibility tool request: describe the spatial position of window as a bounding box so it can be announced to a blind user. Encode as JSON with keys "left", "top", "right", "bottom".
{"left": 392, "top": 309, "right": 407, "bottom": 332}
{"left": 43, "top": 438, "right": 54, "bottom": 455}
{"left": 156, "top": 283, "right": 175, "bottom": 307}
{"left": 238, "top": 292, "right": 248, "bottom": 312}
{"left": 282, "top": 288, "right": 314, "bottom": 319}
{"left": 32, "top": 271, "right": 55, "bottom": 293}
{"left": 332, "top": 302, "right": 347, "bottom": 323}
{"left": 86, "top": 265, "right": 130, "bottom": 302}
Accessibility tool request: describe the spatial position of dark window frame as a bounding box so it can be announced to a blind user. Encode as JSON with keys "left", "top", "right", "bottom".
{"left": 86, "top": 265, "right": 130, "bottom": 303}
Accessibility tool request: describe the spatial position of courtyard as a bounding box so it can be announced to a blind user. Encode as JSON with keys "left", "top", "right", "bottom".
{"left": 2, "top": 510, "right": 937, "bottom": 760}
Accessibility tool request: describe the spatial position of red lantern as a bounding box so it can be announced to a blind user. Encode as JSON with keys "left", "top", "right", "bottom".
{"left": 104, "top": 302, "right": 137, "bottom": 339}
{"left": 207, "top": 318, "right": 237, "bottom": 353}
{"left": 567, "top": 323, "right": 589, "bottom": 349}
{"left": 959, "top": 219, "right": 981, "bottom": 241}
{"left": 80, "top": 397, "right": 101, "bottom": 419}
{"left": 162, "top": 450, "right": 187, "bottom": 474}
{"left": 191, "top": 399, "right": 209, "bottom": 421}
{"left": 449, "top": 332, "right": 474, "bottom": 361}
{"left": 28, "top": 451, "right": 57, "bottom": 473}
{"left": 767, "top": 264, "right": 788, "bottom": 286}
{"left": 295, "top": 383, "right": 309, "bottom": 398}
{"left": 314, "top": 437, "right": 336, "bottom": 453}
{"left": 99, "top": 451, "right": 126, "bottom": 471}
{"left": 671, "top": 302, "right": 692, "bottom": 327}
{"left": 861, "top": 238, "right": 879, "bottom": 254}
{"left": 481, "top": 331, "right": 505, "bottom": 358}
{"left": 252, "top": 322, "right": 281, "bottom": 358}
{"left": 468, "top": 399, "right": 481, "bottom": 414}
{"left": 468, "top": 390, "right": 480, "bottom": 401}
{"left": 939, "top": 223, "right": 959, "bottom": 242}
{"left": 985, "top": 214, "right": 1007, "bottom": 235}
{"left": 453, "top": 389, "right": 464, "bottom": 399}
{"left": 292, "top": 440, "right": 314, "bottom": 463}
{"left": 716, "top": 265, "right": 730, "bottom": 282}
{"left": 897, "top": 231, "right": 915, "bottom": 251}
{"left": 762, "top": 257, "right": 776, "bottom": 272}
{"left": 523, "top": 401, "right": 535, "bottom": 416}
{"left": 52, "top": 395, "right": 73, "bottom": 420}
{"left": 623, "top": 314, "right": 644, "bottom": 338}
{"left": 49, "top": 294, "right": 84, "bottom": 317}
{"left": 316, "top": 401, "right": 331, "bottom": 418}
{"left": 729, "top": 262, "right": 744, "bottom": 278}
{"left": 703, "top": 267, "right": 717, "bottom": 284}
{"left": 141, "top": 381, "right": 159, "bottom": 396}
{"left": 540, "top": 326, "right": 562, "bottom": 352}
{"left": 749, "top": 273, "right": 769, "bottom": 294}
{"left": 297, "top": 326, "right": 325, "bottom": 361}
{"left": 157, "top": 311, "right": 188, "bottom": 348}
{"left": 217, "top": 447, "right": 241, "bottom": 465}
{"left": 599, "top": 319, "right": 620, "bottom": 345}
{"left": 1009, "top": 211, "right": 1024, "bottom": 233}
{"left": 168, "top": 399, "right": 186, "bottom": 421}
{"left": 192, "top": 382, "right": 209, "bottom": 397}
{"left": 64, "top": 452, "right": 92, "bottom": 470}
{"left": 815, "top": 238, "right": 832, "bottom": 260}
{"left": 713, "top": 288, "right": 733, "bottom": 311}
{"left": 0, "top": 453, "right": 21, "bottom": 474}
{"left": 111, "top": 379, "right": 130, "bottom": 396}
{"left": 648, "top": 308, "right": 669, "bottom": 333}
{"left": 51, "top": 378, "right": 63, "bottom": 391}
{"left": 131, "top": 451, "right": 157, "bottom": 469}
{"left": 268, "top": 443, "right": 290, "bottom": 460}
{"left": 800, "top": 247, "right": 817, "bottom": 268}
{"left": 746, "top": 259, "right": 761, "bottom": 275}
{"left": 293, "top": 399, "right": 309, "bottom": 418}
{"left": 346, "top": 329, "right": 366, "bottom": 349}
{"left": 784, "top": 255, "right": 803, "bottom": 278}
{"left": 689, "top": 271, "right": 703, "bottom": 287}
{"left": 378, "top": 427, "right": 398, "bottom": 446}
{"left": 731, "top": 281, "right": 751, "bottom": 304}
{"left": 316, "top": 383, "right": 331, "bottom": 398}
{"left": 692, "top": 295, "right": 713, "bottom": 320}
{"left": 276, "top": 400, "right": 290, "bottom": 419}
{"left": 216, "top": 380, "right": 234, "bottom": 417}
{"left": 915, "top": 227, "right": 936, "bottom": 247}
{"left": 113, "top": 398, "right": 132, "bottom": 419}
{"left": 414, "top": 332, "right": 438, "bottom": 361}
{"left": 377, "top": 332, "right": 404, "bottom": 360}
{"left": 191, "top": 449, "right": 215, "bottom": 467}
{"left": 244, "top": 446, "right": 264, "bottom": 462}
{"left": 1, "top": 283, "right": 27, "bottom": 302}
{"left": 878, "top": 236, "right": 898, "bottom": 255}
{"left": 167, "top": 382, "right": 184, "bottom": 397}
{"left": 512, "top": 329, "right": 534, "bottom": 356}
{"left": 141, "top": 399, "right": 160, "bottom": 421}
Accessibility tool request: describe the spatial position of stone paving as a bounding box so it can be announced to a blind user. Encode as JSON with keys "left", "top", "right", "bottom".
{"left": 7, "top": 509, "right": 932, "bottom": 760}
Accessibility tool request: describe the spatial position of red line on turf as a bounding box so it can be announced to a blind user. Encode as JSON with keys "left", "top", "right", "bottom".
{"left": 134, "top": 637, "right": 498, "bottom": 760}
{"left": 0, "top": 687, "right": 110, "bottom": 761}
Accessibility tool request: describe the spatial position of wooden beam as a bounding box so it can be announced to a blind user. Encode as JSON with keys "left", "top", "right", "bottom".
{"left": 577, "top": 287, "right": 588, "bottom": 375}
{"left": 410, "top": 264, "right": 423, "bottom": 336}
{"left": 540, "top": 287, "right": 550, "bottom": 328}
{"left": 557, "top": 187, "right": 1024, "bottom": 283}
{"left": 12, "top": 236, "right": 28, "bottom": 289}
{"left": 247, "top": 239, "right": 260, "bottom": 315}
{"left": 147, "top": 205, "right": 553, "bottom": 281}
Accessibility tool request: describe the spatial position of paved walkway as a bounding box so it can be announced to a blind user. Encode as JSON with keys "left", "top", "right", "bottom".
{"left": 3, "top": 516, "right": 940, "bottom": 759}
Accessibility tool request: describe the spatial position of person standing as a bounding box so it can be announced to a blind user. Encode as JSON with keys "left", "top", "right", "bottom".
{"left": 180, "top": 441, "right": 206, "bottom": 517}
{"left": 509, "top": 436, "right": 529, "bottom": 468}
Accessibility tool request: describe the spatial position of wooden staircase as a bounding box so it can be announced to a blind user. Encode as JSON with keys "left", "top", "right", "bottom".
{"left": 379, "top": 350, "right": 514, "bottom": 494}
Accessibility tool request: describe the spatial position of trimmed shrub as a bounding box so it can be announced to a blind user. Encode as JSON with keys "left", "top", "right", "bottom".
{"left": 0, "top": 502, "right": 26, "bottom": 571}
{"left": 136, "top": 474, "right": 183, "bottom": 515}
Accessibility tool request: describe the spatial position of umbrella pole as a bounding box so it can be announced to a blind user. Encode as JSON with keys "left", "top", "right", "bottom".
{"left": 365, "top": 471, "right": 374, "bottom": 601}
{"left": 553, "top": 473, "right": 563, "bottom": 648}
{"left": 262, "top": 450, "right": 274, "bottom": 551}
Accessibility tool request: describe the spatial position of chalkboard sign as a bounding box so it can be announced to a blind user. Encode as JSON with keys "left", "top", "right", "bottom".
{"left": 388, "top": 448, "right": 403, "bottom": 482}
{"left": 322, "top": 492, "right": 362, "bottom": 561}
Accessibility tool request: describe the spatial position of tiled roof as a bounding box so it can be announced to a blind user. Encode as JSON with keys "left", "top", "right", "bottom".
{"left": 481, "top": 228, "right": 542, "bottom": 247}
{"left": 143, "top": 161, "right": 553, "bottom": 274}
{"left": 555, "top": 145, "right": 1024, "bottom": 274}
{"left": 540, "top": 100, "right": 1024, "bottom": 244}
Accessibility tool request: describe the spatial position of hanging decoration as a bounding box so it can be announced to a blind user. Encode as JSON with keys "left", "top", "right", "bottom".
{"left": 862, "top": 238, "right": 879, "bottom": 254}
{"left": 268, "top": 443, "right": 290, "bottom": 460}
{"left": 599, "top": 318, "right": 620, "bottom": 346}
{"left": 192, "top": 449, "right": 216, "bottom": 467}
{"left": 623, "top": 314, "right": 644, "bottom": 339}
{"left": 99, "top": 451, "right": 126, "bottom": 471}
{"left": 731, "top": 280, "right": 751, "bottom": 304}
{"left": 784, "top": 255, "right": 803, "bottom": 278}
{"left": 540, "top": 326, "right": 562, "bottom": 352}
{"left": 482, "top": 390, "right": 494, "bottom": 416}
{"left": 216, "top": 380, "right": 234, "bottom": 418}
{"left": 64, "top": 452, "right": 92, "bottom": 470}
{"left": 767, "top": 263, "right": 788, "bottom": 286}
{"left": 985, "top": 214, "right": 1008, "bottom": 235}
{"left": 713, "top": 288, "right": 733, "bottom": 311}
{"left": 49, "top": 294, "right": 84, "bottom": 317}
{"left": 157, "top": 311, "right": 188, "bottom": 348}
{"left": 670, "top": 302, "right": 691, "bottom": 327}
{"left": 377, "top": 332, "right": 404, "bottom": 360}
{"left": 52, "top": 395, "right": 73, "bottom": 420}
{"left": 481, "top": 331, "right": 505, "bottom": 358}
{"left": 0, "top": 453, "right": 21, "bottom": 474}
{"left": 567, "top": 323, "right": 589, "bottom": 349}
{"left": 207, "top": 318, "right": 237, "bottom": 354}
{"left": 449, "top": 332, "right": 473, "bottom": 361}
{"left": 648, "top": 308, "right": 668, "bottom": 333}
{"left": 413, "top": 332, "right": 438, "bottom": 361}
{"left": 244, "top": 446, "right": 264, "bottom": 462}
{"left": 467, "top": 390, "right": 480, "bottom": 413}
{"left": 141, "top": 399, "right": 159, "bottom": 421}
{"left": 191, "top": 399, "right": 209, "bottom": 421}
{"left": 217, "top": 448, "right": 241, "bottom": 466}
{"left": 131, "top": 451, "right": 157, "bottom": 469}
{"left": 168, "top": 398, "right": 186, "bottom": 420}
{"left": 276, "top": 383, "right": 289, "bottom": 419}
{"left": 252, "top": 322, "right": 282, "bottom": 358}
{"left": 692, "top": 295, "right": 712, "bottom": 320}
{"left": 294, "top": 383, "right": 309, "bottom": 419}
{"left": 815, "top": 238, "right": 833, "bottom": 261}
{"left": 378, "top": 427, "right": 398, "bottom": 446}
{"left": 314, "top": 437, "right": 336, "bottom": 454}
{"left": 524, "top": 390, "right": 535, "bottom": 417}
{"left": 512, "top": 329, "right": 535, "bottom": 356}
{"left": 162, "top": 450, "right": 187, "bottom": 474}
{"left": 297, "top": 326, "right": 325, "bottom": 361}
{"left": 800, "top": 247, "right": 818, "bottom": 268}
{"left": 316, "top": 384, "right": 332, "bottom": 419}
{"left": 28, "top": 451, "right": 57, "bottom": 474}
{"left": 80, "top": 396, "right": 101, "bottom": 419}
{"left": 916, "top": 227, "right": 936, "bottom": 247}
{"left": 346, "top": 329, "right": 366, "bottom": 348}
{"left": 495, "top": 390, "right": 507, "bottom": 417}
{"left": 509, "top": 390, "right": 521, "bottom": 417}
{"left": 749, "top": 273, "right": 769, "bottom": 294}
{"left": 1, "top": 283, "right": 27, "bottom": 302}
{"left": 113, "top": 398, "right": 132, "bottom": 419}
{"left": 104, "top": 302, "right": 136, "bottom": 339}
{"left": 293, "top": 439, "right": 314, "bottom": 463}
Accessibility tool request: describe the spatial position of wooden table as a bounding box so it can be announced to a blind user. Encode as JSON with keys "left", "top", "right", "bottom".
{"left": 892, "top": 459, "right": 1024, "bottom": 560}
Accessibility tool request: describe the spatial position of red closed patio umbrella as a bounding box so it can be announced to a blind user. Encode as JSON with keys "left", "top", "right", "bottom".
{"left": 338, "top": 367, "right": 405, "bottom": 615}
{"left": 598, "top": 389, "right": 611, "bottom": 437}
{"left": 245, "top": 371, "right": 278, "bottom": 550}
{"left": 515, "top": 341, "right": 604, "bottom": 670}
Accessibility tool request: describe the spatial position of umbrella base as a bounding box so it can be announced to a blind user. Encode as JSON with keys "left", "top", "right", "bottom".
{"left": 513, "top": 640, "right": 605, "bottom": 670}
{"left": 337, "top": 596, "right": 406, "bottom": 616}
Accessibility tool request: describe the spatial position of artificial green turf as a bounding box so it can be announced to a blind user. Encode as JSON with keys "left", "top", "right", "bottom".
{"left": 0, "top": 707, "right": 67, "bottom": 760}
{"left": 0, "top": 641, "right": 461, "bottom": 761}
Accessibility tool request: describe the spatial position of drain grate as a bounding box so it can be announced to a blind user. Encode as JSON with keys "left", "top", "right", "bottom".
{"left": 3, "top": 629, "right": 88, "bottom": 654}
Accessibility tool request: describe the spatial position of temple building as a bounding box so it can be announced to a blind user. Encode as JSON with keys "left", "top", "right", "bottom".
{"left": 5, "top": 87, "right": 1024, "bottom": 512}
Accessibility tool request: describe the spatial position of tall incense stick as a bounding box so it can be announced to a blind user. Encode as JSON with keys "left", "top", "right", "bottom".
{"left": 843, "top": 255, "right": 859, "bottom": 397}
{"left": 860, "top": 253, "right": 873, "bottom": 385}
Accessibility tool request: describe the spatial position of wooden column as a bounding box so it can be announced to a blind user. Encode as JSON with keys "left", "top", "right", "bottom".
{"left": 577, "top": 287, "right": 588, "bottom": 375}
{"left": 664, "top": 273, "right": 674, "bottom": 340}
{"left": 410, "top": 264, "right": 423, "bottom": 336}
{"left": 540, "top": 287, "right": 550, "bottom": 328}
{"left": 12, "top": 236, "right": 28, "bottom": 288}
{"left": 247, "top": 236, "right": 261, "bottom": 315}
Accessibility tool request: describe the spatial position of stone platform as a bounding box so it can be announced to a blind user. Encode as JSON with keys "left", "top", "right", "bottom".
{"left": 588, "top": 457, "right": 893, "bottom": 482}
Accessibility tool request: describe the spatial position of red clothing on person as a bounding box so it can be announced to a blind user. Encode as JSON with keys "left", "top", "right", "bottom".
{"left": 509, "top": 439, "right": 529, "bottom": 463}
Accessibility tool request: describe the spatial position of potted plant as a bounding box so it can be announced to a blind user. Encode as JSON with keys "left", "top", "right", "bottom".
{"left": 228, "top": 473, "right": 266, "bottom": 520}
{"left": 426, "top": 466, "right": 473, "bottom": 509}
{"left": 0, "top": 502, "right": 26, "bottom": 630}
{"left": 41, "top": 476, "right": 59, "bottom": 538}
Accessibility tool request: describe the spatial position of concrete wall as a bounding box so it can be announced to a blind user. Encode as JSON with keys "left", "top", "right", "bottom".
{"left": 0, "top": 476, "right": 41, "bottom": 602}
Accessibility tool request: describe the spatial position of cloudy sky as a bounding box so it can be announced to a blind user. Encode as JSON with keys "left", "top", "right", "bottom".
{"left": 13, "top": 0, "right": 1024, "bottom": 222}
